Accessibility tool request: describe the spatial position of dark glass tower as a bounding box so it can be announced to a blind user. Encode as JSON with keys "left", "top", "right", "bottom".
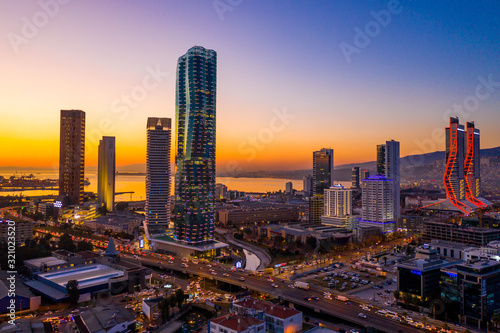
{"left": 313, "top": 148, "right": 334, "bottom": 195}
{"left": 59, "top": 110, "right": 85, "bottom": 205}
{"left": 173, "top": 46, "right": 217, "bottom": 245}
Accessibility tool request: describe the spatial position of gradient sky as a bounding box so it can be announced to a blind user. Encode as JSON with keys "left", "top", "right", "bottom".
{"left": 1, "top": 0, "right": 499, "bottom": 172}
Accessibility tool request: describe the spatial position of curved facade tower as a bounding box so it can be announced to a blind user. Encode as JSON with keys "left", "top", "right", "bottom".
{"left": 173, "top": 46, "right": 217, "bottom": 245}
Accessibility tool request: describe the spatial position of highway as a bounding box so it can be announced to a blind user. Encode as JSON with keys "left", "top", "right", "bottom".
{"left": 125, "top": 254, "right": 426, "bottom": 333}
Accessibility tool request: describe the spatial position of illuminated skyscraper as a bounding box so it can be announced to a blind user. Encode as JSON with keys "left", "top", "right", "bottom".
{"left": 59, "top": 110, "right": 85, "bottom": 205}
{"left": 145, "top": 117, "right": 171, "bottom": 236}
{"left": 173, "top": 46, "right": 217, "bottom": 245}
{"left": 98, "top": 136, "right": 115, "bottom": 212}
{"left": 313, "top": 148, "right": 334, "bottom": 195}
{"left": 444, "top": 117, "right": 487, "bottom": 213}
{"left": 464, "top": 122, "right": 482, "bottom": 202}
{"left": 377, "top": 140, "right": 400, "bottom": 219}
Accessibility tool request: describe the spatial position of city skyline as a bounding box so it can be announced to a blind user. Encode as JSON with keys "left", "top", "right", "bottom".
{"left": 1, "top": 1, "right": 500, "bottom": 172}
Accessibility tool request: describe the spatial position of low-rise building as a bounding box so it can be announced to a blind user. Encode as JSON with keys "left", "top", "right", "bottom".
{"left": 396, "top": 244, "right": 457, "bottom": 299}
{"left": 0, "top": 271, "right": 41, "bottom": 314}
{"left": 441, "top": 260, "right": 500, "bottom": 330}
{"left": 210, "top": 314, "right": 265, "bottom": 333}
{"left": 84, "top": 211, "right": 142, "bottom": 234}
{"left": 74, "top": 305, "right": 136, "bottom": 333}
{"left": 218, "top": 207, "right": 299, "bottom": 226}
{"left": 232, "top": 298, "right": 302, "bottom": 333}
{"left": 422, "top": 221, "right": 500, "bottom": 247}
{"left": 142, "top": 297, "right": 163, "bottom": 319}
{"left": 429, "top": 240, "right": 474, "bottom": 260}
{"left": 0, "top": 219, "right": 33, "bottom": 245}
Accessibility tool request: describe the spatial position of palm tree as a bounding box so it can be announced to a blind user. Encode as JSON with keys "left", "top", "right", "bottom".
{"left": 441, "top": 322, "right": 449, "bottom": 330}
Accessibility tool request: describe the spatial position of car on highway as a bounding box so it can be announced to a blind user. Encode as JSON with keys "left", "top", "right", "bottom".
{"left": 271, "top": 283, "right": 278, "bottom": 288}
{"left": 181, "top": 263, "right": 188, "bottom": 268}
{"left": 304, "top": 296, "right": 312, "bottom": 301}
{"left": 223, "top": 273, "right": 229, "bottom": 277}
{"left": 211, "top": 271, "right": 217, "bottom": 275}
{"left": 239, "top": 277, "right": 245, "bottom": 281}
{"left": 358, "top": 313, "right": 367, "bottom": 319}
{"left": 311, "top": 296, "right": 319, "bottom": 301}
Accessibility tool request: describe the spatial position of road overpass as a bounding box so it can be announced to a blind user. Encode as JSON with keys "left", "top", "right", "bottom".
{"left": 125, "top": 254, "right": 426, "bottom": 333}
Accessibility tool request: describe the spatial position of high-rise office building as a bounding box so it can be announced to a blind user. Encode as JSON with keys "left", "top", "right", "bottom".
{"left": 324, "top": 185, "right": 352, "bottom": 218}
{"left": 285, "top": 182, "right": 293, "bottom": 194}
{"left": 377, "top": 140, "right": 400, "bottom": 219}
{"left": 351, "top": 167, "right": 360, "bottom": 189}
{"left": 444, "top": 117, "right": 488, "bottom": 214}
{"left": 59, "top": 110, "right": 85, "bottom": 205}
{"left": 363, "top": 170, "right": 370, "bottom": 179}
{"left": 361, "top": 175, "right": 396, "bottom": 233}
{"left": 98, "top": 136, "right": 115, "bottom": 212}
{"left": 145, "top": 118, "right": 171, "bottom": 236}
{"left": 173, "top": 46, "right": 217, "bottom": 245}
{"left": 303, "top": 175, "right": 313, "bottom": 197}
{"left": 313, "top": 148, "right": 334, "bottom": 195}
{"left": 308, "top": 196, "right": 324, "bottom": 223}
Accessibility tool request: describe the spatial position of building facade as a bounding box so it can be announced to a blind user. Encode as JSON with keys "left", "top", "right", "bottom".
{"left": 173, "top": 46, "right": 217, "bottom": 245}
{"left": 303, "top": 175, "right": 313, "bottom": 197}
{"left": 361, "top": 175, "right": 396, "bottom": 233}
{"left": 351, "top": 167, "right": 360, "bottom": 189}
{"left": 323, "top": 185, "right": 352, "bottom": 218}
{"left": 313, "top": 148, "right": 334, "bottom": 195}
{"left": 377, "top": 140, "right": 400, "bottom": 219}
{"left": 59, "top": 110, "right": 85, "bottom": 205}
{"left": 145, "top": 117, "right": 172, "bottom": 236}
{"left": 441, "top": 260, "right": 500, "bottom": 330}
{"left": 422, "top": 221, "right": 500, "bottom": 247}
{"left": 0, "top": 219, "right": 32, "bottom": 245}
{"left": 98, "top": 136, "right": 116, "bottom": 212}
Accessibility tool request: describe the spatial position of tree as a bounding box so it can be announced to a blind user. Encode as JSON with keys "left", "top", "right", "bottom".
{"left": 306, "top": 236, "right": 317, "bottom": 249}
{"left": 58, "top": 233, "right": 76, "bottom": 252}
{"left": 159, "top": 297, "right": 170, "bottom": 323}
{"left": 382, "top": 256, "right": 388, "bottom": 266}
{"left": 175, "top": 288, "right": 185, "bottom": 309}
{"left": 421, "top": 316, "right": 428, "bottom": 324}
{"left": 273, "top": 235, "right": 284, "bottom": 249}
{"left": 441, "top": 322, "right": 449, "bottom": 330}
{"left": 492, "top": 312, "right": 500, "bottom": 329}
{"left": 77, "top": 240, "right": 94, "bottom": 251}
{"left": 393, "top": 290, "right": 400, "bottom": 301}
{"left": 66, "top": 280, "right": 79, "bottom": 305}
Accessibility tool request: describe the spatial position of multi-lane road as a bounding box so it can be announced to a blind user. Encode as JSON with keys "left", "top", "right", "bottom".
{"left": 126, "top": 254, "right": 430, "bottom": 333}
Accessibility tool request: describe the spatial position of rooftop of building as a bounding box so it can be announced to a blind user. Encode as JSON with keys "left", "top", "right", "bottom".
{"left": 143, "top": 297, "right": 163, "bottom": 307}
{"left": 211, "top": 314, "right": 264, "bottom": 332}
{"left": 0, "top": 319, "right": 45, "bottom": 333}
{"left": 0, "top": 271, "right": 36, "bottom": 300}
{"left": 233, "top": 298, "right": 300, "bottom": 319}
{"left": 429, "top": 239, "right": 476, "bottom": 250}
{"left": 397, "top": 245, "right": 457, "bottom": 272}
{"left": 24, "top": 256, "right": 68, "bottom": 268}
{"left": 37, "top": 264, "right": 124, "bottom": 290}
{"left": 76, "top": 305, "right": 136, "bottom": 332}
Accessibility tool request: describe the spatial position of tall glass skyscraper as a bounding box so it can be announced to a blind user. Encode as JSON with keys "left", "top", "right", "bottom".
{"left": 98, "top": 136, "right": 115, "bottom": 212}
{"left": 145, "top": 117, "right": 171, "bottom": 236}
{"left": 376, "top": 140, "right": 400, "bottom": 219}
{"left": 59, "top": 110, "right": 85, "bottom": 206}
{"left": 313, "top": 148, "right": 334, "bottom": 195}
{"left": 173, "top": 46, "right": 217, "bottom": 245}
